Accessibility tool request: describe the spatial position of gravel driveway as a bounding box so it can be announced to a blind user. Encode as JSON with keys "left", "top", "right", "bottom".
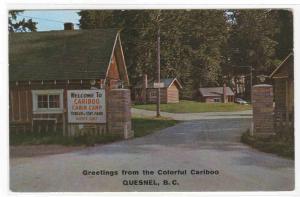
{"left": 10, "top": 117, "right": 294, "bottom": 192}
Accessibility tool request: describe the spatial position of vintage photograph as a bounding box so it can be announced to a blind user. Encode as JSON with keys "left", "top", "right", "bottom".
{"left": 8, "top": 9, "right": 294, "bottom": 192}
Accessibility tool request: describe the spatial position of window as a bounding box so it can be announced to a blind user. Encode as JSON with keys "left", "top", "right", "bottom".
{"left": 37, "top": 94, "right": 60, "bottom": 108}
{"left": 32, "top": 90, "right": 63, "bottom": 114}
{"left": 49, "top": 95, "right": 60, "bottom": 108}
{"left": 37, "top": 95, "right": 48, "bottom": 108}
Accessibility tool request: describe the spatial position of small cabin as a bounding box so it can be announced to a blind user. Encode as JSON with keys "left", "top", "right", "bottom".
{"left": 198, "top": 86, "right": 235, "bottom": 103}
{"left": 270, "top": 53, "right": 294, "bottom": 133}
{"left": 134, "top": 75, "right": 183, "bottom": 104}
{"left": 9, "top": 27, "right": 132, "bottom": 138}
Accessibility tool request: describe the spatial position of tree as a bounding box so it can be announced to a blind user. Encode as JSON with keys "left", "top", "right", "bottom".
{"left": 78, "top": 9, "right": 292, "bottom": 100}
{"left": 9, "top": 10, "right": 37, "bottom": 32}
{"left": 222, "top": 10, "right": 280, "bottom": 99}
{"left": 271, "top": 9, "right": 293, "bottom": 59}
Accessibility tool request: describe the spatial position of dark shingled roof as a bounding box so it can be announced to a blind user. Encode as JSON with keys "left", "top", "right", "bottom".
{"left": 9, "top": 29, "right": 120, "bottom": 81}
{"left": 199, "top": 87, "right": 234, "bottom": 97}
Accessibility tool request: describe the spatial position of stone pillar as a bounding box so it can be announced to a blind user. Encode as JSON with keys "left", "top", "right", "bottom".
{"left": 107, "top": 89, "right": 133, "bottom": 139}
{"left": 252, "top": 84, "right": 274, "bottom": 136}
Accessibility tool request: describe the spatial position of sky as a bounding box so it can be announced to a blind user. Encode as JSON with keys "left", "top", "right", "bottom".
{"left": 16, "top": 10, "right": 81, "bottom": 31}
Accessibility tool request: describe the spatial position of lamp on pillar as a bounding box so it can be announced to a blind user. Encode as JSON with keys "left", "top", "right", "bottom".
{"left": 256, "top": 75, "right": 269, "bottom": 83}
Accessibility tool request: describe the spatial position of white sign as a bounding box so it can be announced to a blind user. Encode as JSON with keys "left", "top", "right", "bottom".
{"left": 153, "top": 82, "right": 164, "bottom": 88}
{"left": 67, "top": 90, "right": 106, "bottom": 123}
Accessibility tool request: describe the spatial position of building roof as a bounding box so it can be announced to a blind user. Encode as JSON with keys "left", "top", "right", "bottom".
{"left": 9, "top": 29, "right": 120, "bottom": 81}
{"left": 135, "top": 78, "right": 183, "bottom": 89}
{"left": 270, "top": 53, "right": 293, "bottom": 78}
{"left": 199, "top": 87, "right": 234, "bottom": 97}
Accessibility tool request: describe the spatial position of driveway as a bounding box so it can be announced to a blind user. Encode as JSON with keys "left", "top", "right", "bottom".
{"left": 10, "top": 118, "right": 294, "bottom": 192}
{"left": 132, "top": 108, "right": 252, "bottom": 120}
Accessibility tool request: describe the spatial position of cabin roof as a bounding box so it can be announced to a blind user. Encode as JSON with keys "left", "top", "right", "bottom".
{"left": 135, "top": 78, "right": 183, "bottom": 89}
{"left": 270, "top": 53, "right": 293, "bottom": 78}
{"left": 199, "top": 87, "right": 234, "bottom": 97}
{"left": 9, "top": 29, "right": 120, "bottom": 81}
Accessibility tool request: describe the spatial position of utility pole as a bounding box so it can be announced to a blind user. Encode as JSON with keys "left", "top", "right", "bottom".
{"left": 250, "top": 65, "right": 253, "bottom": 103}
{"left": 156, "top": 26, "right": 161, "bottom": 117}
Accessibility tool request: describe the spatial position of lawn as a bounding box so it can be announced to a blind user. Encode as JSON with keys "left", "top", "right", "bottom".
{"left": 10, "top": 116, "right": 179, "bottom": 146}
{"left": 133, "top": 100, "right": 252, "bottom": 113}
{"left": 132, "top": 116, "right": 179, "bottom": 137}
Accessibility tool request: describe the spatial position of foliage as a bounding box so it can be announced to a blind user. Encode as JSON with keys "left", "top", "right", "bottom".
{"left": 78, "top": 10, "right": 293, "bottom": 99}
{"left": 271, "top": 9, "right": 293, "bottom": 59}
{"left": 221, "top": 10, "right": 293, "bottom": 99}
{"left": 79, "top": 10, "right": 229, "bottom": 99}
{"left": 9, "top": 10, "right": 37, "bottom": 32}
{"left": 241, "top": 130, "right": 294, "bottom": 159}
{"left": 133, "top": 100, "right": 252, "bottom": 113}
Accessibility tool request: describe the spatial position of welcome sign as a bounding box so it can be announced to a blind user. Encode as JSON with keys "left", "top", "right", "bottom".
{"left": 67, "top": 90, "right": 106, "bottom": 123}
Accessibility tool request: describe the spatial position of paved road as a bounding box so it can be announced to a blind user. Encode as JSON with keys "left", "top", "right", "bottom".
{"left": 10, "top": 118, "right": 294, "bottom": 192}
{"left": 132, "top": 108, "right": 252, "bottom": 120}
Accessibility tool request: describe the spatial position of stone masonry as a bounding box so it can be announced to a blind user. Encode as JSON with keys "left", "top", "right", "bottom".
{"left": 252, "top": 84, "right": 274, "bottom": 135}
{"left": 107, "top": 89, "right": 133, "bottom": 139}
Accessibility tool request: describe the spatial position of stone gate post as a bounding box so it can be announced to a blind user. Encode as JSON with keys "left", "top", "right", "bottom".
{"left": 251, "top": 84, "right": 274, "bottom": 136}
{"left": 107, "top": 89, "right": 133, "bottom": 139}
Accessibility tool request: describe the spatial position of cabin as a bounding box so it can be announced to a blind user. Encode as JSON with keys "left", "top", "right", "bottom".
{"left": 134, "top": 75, "right": 183, "bottom": 104}
{"left": 198, "top": 85, "right": 235, "bottom": 103}
{"left": 270, "top": 53, "right": 294, "bottom": 133}
{"left": 9, "top": 25, "right": 133, "bottom": 138}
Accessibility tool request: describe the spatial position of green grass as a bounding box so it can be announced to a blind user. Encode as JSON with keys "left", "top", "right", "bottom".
{"left": 134, "top": 100, "right": 252, "bottom": 113}
{"left": 241, "top": 130, "right": 294, "bottom": 159}
{"left": 132, "top": 116, "right": 179, "bottom": 137}
{"left": 10, "top": 117, "right": 179, "bottom": 146}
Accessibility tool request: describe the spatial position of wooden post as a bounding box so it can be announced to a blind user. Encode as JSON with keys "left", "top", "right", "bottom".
{"left": 156, "top": 27, "right": 161, "bottom": 117}
{"left": 285, "top": 79, "right": 289, "bottom": 128}
{"left": 25, "top": 90, "right": 29, "bottom": 121}
{"left": 10, "top": 90, "right": 15, "bottom": 121}
{"left": 17, "top": 89, "right": 21, "bottom": 121}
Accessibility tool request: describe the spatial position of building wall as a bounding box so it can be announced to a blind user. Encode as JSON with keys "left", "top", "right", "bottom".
{"left": 167, "top": 83, "right": 179, "bottom": 103}
{"left": 9, "top": 52, "right": 130, "bottom": 136}
{"left": 9, "top": 86, "right": 32, "bottom": 124}
{"left": 200, "top": 95, "right": 234, "bottom": 103}
{"left": 205, "top": 96, "right": 221, "bottom": 103}
{"left": 146, "top": 88, "right": 167, "bottom": 103}
{"left": 9, "top": 81, "right": 103, "bottom": 135}
{"left": 107, "top": 55, "right": 121, "bottom": 88}
{"left": 273, "top": 78, "right": 294, "bottom": 132}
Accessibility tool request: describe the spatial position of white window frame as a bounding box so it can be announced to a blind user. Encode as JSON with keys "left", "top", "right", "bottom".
{"left": 32, "top": 89, "right": 64, "bottom": 114}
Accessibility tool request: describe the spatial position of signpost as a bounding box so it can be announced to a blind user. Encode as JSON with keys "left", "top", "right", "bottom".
{"left": 67, "top": 90, "right": 106, "bottom": 123}
{"left": 153, "top": 82, "right": 164, "bottom": 88}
